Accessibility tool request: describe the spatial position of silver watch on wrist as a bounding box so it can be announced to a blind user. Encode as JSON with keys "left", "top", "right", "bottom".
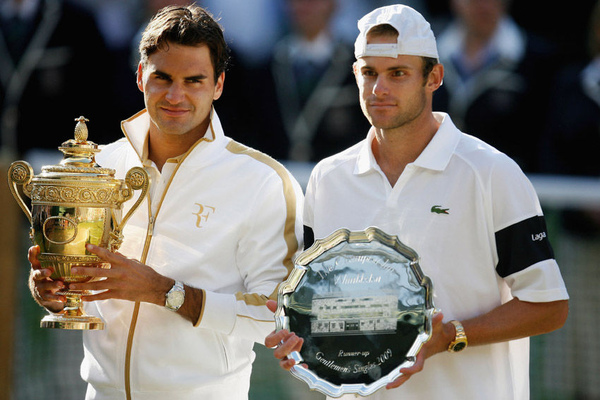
{"left": 165, "top": 280, "right": 185, "bottom": 312}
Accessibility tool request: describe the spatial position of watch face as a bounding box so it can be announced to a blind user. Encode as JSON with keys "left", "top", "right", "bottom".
{"left": 168, "top": 291, "right": 185, "bottom": 307}
{"left": 452, "top": 342, "right": 466, "bottom": 352}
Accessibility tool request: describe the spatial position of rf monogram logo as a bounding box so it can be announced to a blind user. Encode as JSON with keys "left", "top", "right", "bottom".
{"left": 193, "top": 203, "right": 215, "bottom": 228}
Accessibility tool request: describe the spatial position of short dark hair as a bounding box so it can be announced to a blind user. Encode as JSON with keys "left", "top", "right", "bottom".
{"left": 138, "top": 5, "right": 230, "bottom": 81}
{"left": 422, "top": 57, "right": 438, "bottom": 80}
{"left": 366, "top": 23, "right": 399, "bottom": 39}
{"left": 366, "top": 23, "right": 439, "bottom": 80}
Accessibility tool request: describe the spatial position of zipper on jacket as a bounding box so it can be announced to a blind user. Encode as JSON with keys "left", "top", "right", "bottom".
{"left": 123, "top": 160, "right": 188, "bottom": 398}
{"left": 147, "top": 216, "right": 155, "bottom": 237}
{"left": 122, "top": 113, "right": 215, "bottom": 399}
{"left": 124, "top": 203, "right": 154, "bottom": 400}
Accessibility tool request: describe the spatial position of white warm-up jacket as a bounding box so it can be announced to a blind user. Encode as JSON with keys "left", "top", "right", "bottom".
{"left": 81, "top": 109, "right": 304, "bottom": 400}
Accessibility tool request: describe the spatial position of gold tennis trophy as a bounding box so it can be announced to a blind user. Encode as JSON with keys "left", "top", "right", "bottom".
{"left": 8, "top": 116, "right": 149, "bottom": 330}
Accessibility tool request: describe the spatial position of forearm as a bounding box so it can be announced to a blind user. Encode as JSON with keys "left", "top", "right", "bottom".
{"left": 460, "top": 298, "right": 569, "bottom": 347}
{"left": 396, "top": 297, "right": 569, "bottom": 385}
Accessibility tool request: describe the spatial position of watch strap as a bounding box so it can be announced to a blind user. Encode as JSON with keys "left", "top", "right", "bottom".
{"left": 448, "top": 320, "right": 468, "bottom": 352}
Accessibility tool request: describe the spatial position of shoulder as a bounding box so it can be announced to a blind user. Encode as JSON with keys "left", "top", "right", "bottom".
{"left": 454, "top": 132, "right": 524, "bottom": 179}
{"left": 447, "top": 131, "right": 536, "bottom": 209}
{"left": 225, "top": 140, "right": 285, "bottom": 172}
{"left": 453, "top": 132, "right": 541, "bottom": 218}
{"left": 310, "top": 141, "right": 364, "bottom": 181}
{"left": 224, "top": 140, "right": 301, "bottom": 189}
{"left": 432, "top": 114, "right": 526, "bottom": 185}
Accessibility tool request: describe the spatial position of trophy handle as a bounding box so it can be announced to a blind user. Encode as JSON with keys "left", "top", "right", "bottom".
{"left": 7, "top": 161, "right": 34, "bottom": 224}
{"left": 109, "top": 167, "right": 149, "bottom": 251}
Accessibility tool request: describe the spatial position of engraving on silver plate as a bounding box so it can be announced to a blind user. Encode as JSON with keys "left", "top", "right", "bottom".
{"left": 276, "top": 227, "right": 435, "bottom": 397}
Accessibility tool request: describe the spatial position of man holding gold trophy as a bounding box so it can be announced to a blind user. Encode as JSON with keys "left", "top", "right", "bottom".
{"left": 26, "top": 5, "right": 303, "bottom": 400}
{"left": 267, "top": 5, "right": 569, "bottom": 399}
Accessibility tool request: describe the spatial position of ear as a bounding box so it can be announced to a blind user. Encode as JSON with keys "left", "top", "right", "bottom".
{"left": 427, "top": 63, "right": 444, "bottom": 92}
{"left": 213, "top": 72, "right": 225, "bottom": 101}
{"left": 136, "top": 62, "right": 144, "bottom": 92}
{"left": 352, "top": 61, "right": 360, "bottom": 85}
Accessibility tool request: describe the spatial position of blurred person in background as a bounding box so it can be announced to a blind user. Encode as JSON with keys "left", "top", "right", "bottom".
{"left": 228, "top": 0, "right": 370, "bottom": 162}
{"left": 0, "top": 0, "right": 117, "bottom": 164}
{"left": 542, "top": 0, "right": 600, "bottom": 182}
{"left": 201, "top": 0, "right": 283, "bottom": 68}
{"left": 432, "top": 0, "right": 559, "bottom": 173}
{"left": 88, "top": 0, "right": 144, "bottom": 125}
{"left": 538, "top": 1, "right": 600, "bottom": 398}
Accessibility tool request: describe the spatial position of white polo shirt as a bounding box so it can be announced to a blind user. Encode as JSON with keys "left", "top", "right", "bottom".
{"left": 303, "top": 112, "right": 568, "bottom": 400}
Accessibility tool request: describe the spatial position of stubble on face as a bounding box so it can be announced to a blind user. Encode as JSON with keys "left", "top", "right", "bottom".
{"left": 355, "top": 56, "right": 428, "bottom": 133}
{"left": 138, "top": 43, "right": 223, "bottom": 140}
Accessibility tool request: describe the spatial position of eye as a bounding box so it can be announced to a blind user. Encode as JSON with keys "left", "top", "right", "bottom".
{"left": 153, "top": 73, "right": 171, "bottom": 82}
{"left": 362, "top": 70, "right": 376, "bottom": 77}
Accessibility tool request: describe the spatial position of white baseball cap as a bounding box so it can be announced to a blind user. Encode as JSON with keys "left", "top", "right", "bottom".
{"left": 354, "top": 5, "right": 439, "bottom": 61}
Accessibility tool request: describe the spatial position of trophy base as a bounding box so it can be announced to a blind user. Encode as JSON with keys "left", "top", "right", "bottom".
{"left": 41, "top": 291, "right": 105, "bottom": 330}
{"left": 41, "top": 313, "right": 105, "bottom": 330}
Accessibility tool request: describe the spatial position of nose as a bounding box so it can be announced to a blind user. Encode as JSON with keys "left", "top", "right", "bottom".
{"left": 165, "top": 82, "right": 185, "bottom": 104}
{"left": 372, "top": 76, "right": 389, "bottom": 96}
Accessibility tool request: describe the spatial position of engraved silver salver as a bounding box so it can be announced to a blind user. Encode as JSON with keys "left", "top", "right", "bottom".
{"left": 275, "top": 227, "right": 435, "bottom": 397}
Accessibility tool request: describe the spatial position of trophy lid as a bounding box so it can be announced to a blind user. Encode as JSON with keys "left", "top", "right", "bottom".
{"left": 40, "top": 116, "right": 116, "bottom": 178}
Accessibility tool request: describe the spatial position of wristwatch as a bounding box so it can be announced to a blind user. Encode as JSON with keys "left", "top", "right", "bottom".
{"left": 165, "top": 280, "right": 185, "bottom": 312}
{"left": 447, "top": 320, "right": 468, "bottom": 353}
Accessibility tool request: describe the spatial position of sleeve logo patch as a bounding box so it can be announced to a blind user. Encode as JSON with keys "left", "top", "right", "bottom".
{"left": 531, "top": 232, "right": 547, "bottom": 242}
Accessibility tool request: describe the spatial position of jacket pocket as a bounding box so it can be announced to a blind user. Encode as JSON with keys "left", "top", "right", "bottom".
{"left": 213, "top": 331, "right": 230, "bottom": 373}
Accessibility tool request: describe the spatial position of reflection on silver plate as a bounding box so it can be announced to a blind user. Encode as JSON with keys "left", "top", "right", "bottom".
{"left": 275, "top": 227, "right": 435, "bottom": 398}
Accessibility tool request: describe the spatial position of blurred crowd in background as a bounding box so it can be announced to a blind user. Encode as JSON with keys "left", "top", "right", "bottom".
{"left": 3, "top": 1, "right": 600, "bottom": 399}
{"left": 1, "top": 0, "right": 599, "bottom": 172}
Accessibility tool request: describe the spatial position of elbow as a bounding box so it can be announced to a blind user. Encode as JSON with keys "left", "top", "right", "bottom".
{"left": 553, "top": 299, "right": 569, "bottom": 330}
{"left": 530, "top": 298, "right": 569, "bottom": 335}
{"left": 540, "top": 299, "right": 569, "bottom": 333}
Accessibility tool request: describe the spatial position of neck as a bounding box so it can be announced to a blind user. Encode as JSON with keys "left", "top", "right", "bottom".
{"left": 372, "top": 113, "right": 440, "bottom": 186}
{"left": 147, "top": 127, "right": 207, "bottom": 172}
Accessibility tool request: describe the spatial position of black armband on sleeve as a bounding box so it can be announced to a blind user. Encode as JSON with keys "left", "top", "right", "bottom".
{"left": 495, "top": 215, "right": 555, "bottom": 278}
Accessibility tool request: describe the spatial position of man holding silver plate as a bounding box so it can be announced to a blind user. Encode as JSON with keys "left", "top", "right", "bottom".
{"left": 266, "top": 4, "right": 569, "bottom": 399}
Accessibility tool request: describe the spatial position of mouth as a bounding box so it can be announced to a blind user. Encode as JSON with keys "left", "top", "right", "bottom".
{"left": 368, "top": 98, "right": 396, "bottom": 108}
{"left": 369, "top": 103, "right": 396, "bottom": 110}
{"left": 160, "top": 106, "right": 190, "bottom": 117}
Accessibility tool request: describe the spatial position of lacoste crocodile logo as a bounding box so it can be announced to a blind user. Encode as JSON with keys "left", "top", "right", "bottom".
{"left": 431, "top": 205, "right": 449, "bottom": 215}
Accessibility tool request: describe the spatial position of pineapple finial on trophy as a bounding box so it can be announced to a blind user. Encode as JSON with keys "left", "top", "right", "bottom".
{"left": 74, "top": 116, "right": 89, "bottom": 143}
